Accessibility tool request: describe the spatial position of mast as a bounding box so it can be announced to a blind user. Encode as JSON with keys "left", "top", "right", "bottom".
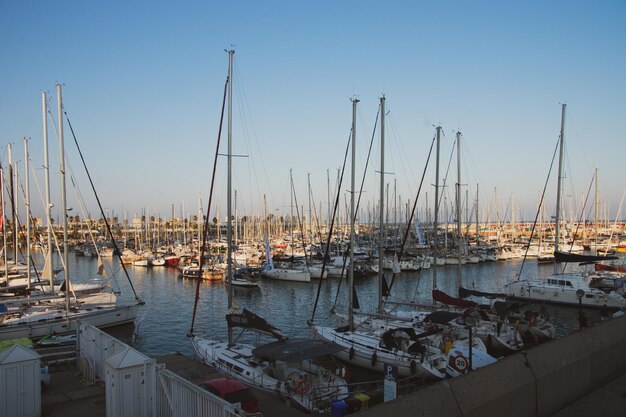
{"left": 7, "top": 144, "right": 17, "bottom": 264}
{"left": 432, "top": 126, "right": 441, "bottom": 290}
{"left": 1, "top": 164, "right": 7, "bottom": 282}
{"left": 227, "top": 49, "right": 234, "bottom": 346}
{"left": 57, "top": 84, "right": 70, "bottom": 310}
{"left": 378, "top": 95, "right": 385, "bottom": 314}
{"left": 594, "top": 167, "right": 598, "bottom": 253}
{"left": 290, "top": 169, "right": 294, "bottom": 258}
{"left": 455, "top": 131, "right": 462, "bottom": 293}
{"left": 327, "top": 169, "right": 331, "bottom": 229}
{"left": 475, "top": 183, "right": 480, "bottom": 247}
{"left": 23, "top": 138, "right": 31, "bottom": 289}
{"left": 349, "top": 98, "right": 358, "bottom": 329}
{"left": 307, "top": 173, "right": 312, "bottom": 248}
{"left": 554, "top": 103, "right": 566, "bottom": 275}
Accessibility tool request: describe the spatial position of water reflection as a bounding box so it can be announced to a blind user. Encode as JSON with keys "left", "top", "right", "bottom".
{"left": 34, "top": 252, "right": 616, "bottom": 358}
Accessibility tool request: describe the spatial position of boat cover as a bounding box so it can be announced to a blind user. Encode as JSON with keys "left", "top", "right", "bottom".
{"left": 252, "top": 337, "right": 344, "bottom": 362}
{"left": 458, "top": 286, "right": 507, "bottom": 299}
{"left": 554, "top": 250, "right": 617, "bottom": 263}
{"left": 432, "top": 289, "right": 478, "bottom": 308}
{"left": 422, "top": 310, "right": 461, "bottom": 325}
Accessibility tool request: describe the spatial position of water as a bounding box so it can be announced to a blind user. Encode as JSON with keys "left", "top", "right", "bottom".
{"left": 52, "top": 253, "right": 612, "bottom": 358}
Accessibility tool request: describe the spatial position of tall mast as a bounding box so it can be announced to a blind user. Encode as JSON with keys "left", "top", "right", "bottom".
{"left": 7, "top": 144, "right": 17, "bottom": 263}
{"left": 327, "top": 169, "right": 331, "bottom": 229}
{"left": 378, "top": 95, "right": 385, "bottom": 314}
{"left": 455, "top": 131, "right": 462, "bottom": 293}
{"left": 227, "top": 49, "right": 234, "bottom": 346}
{"left": 554, "top": 103, "right": 566, "bottom": 274}
{"left": 290, "top": 169, "right": 294, "bottom": 257}
{"left": 594, "top": 167, "right": 598, "bottom": 253}
{"left": 23, "top": 138, "right": 31, "bottom": 288}
{"left": 475, "top": 183, "right": 480, "bottom": 247}
{"left": 57, "top": 84, "right": 70, "bottom": 310}
{"left": 349, "top": 98, "right": 358, "bottom": 329}
{"left": 0, "top": 165, "right": 7, "bottom": 282}
{"left": 307, "top": 173, "right": 312, "bottom": 247}
{"left": 43, "top": 91, "right": 53, "bottom": 290}
{"left": 432, "top": 126, "right": 441, "bottom": 290}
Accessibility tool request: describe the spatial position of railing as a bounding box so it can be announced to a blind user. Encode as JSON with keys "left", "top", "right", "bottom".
{"left": 76, "top": 322, "right": 260, "bottom": 417}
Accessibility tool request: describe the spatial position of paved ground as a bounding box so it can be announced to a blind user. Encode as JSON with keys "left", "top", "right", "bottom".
{"left": 42, "top": 353, "right": 308, "bottom": 417}
{"left": 42, "top": 365, "right": 105, "bottom": 417}
{"left": 549, "top": 373, "right": 626, "bottom": 417}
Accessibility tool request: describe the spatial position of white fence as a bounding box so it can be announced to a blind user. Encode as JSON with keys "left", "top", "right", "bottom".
{"left": 77, "top": 321, "right": 243, "bottom": 417}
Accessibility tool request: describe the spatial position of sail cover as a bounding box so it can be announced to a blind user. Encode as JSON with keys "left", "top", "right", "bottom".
{"left": 458, "top": 286, "right": 506, "bottom": 299}
{"left": 252, "top": 338, "right": 344, "bottom": 362}
{"left": 432, "top": 289, "right": 478, "bottom": 308}
{"left": 226, "top": 309, "right": 286, "bottom": 341}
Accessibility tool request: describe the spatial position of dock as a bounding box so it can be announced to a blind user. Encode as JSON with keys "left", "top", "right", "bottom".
{"left": 42, "top": 352, "right": 308, "bottom": 417}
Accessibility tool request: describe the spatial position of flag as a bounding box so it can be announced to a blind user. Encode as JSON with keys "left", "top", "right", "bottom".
{"left": 392, "top": 254, "right": 401, "bottom": 274}
{"left": 97, "top": 256, "right": 108, "bottom": 277}
{"left": 415, "top": 222, "right": 426, "bottom": 245}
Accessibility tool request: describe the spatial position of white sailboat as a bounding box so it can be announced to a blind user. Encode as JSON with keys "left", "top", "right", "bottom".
{"left": 191, "top": 50, "right": 347, "bottom": 413}
{"left": 0, "top": 86, "right": 142, "bottom": 340}
{"left": 261, "top": 235, "right": 311, "bottom": 282}
{"left": 311, "top": 99, "right": 455, "bottom": 379}
{"left": 504, "top": 104, "right": 626, "bottom": 310}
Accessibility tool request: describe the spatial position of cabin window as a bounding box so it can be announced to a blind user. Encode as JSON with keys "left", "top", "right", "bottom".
{"left": 559, "top": 280, "right": 566, "bottom": 286}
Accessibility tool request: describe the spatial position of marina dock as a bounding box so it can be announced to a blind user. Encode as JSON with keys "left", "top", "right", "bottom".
{"left": 42, "top": 352, "right": 308, "bottom": 417}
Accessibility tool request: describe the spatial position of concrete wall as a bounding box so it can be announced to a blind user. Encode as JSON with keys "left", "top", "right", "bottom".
{"left": 355, "top": 315, "right": 626, "bottom": 417}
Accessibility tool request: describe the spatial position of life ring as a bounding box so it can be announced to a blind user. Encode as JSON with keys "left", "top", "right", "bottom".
{"left": 295, "top": 378, "right": 309, "bottom": 395}
{"left": 451, "top": 354, "right": 469, "bottom": 373}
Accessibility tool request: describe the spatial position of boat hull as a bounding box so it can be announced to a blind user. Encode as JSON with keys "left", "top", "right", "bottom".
{"left": 0, "top": 303, "right": 141, "bottom": 340}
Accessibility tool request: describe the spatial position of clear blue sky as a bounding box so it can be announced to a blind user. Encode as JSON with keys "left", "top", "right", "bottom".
{"left": 1, "top": 1, "right": 625, "bottom": 224}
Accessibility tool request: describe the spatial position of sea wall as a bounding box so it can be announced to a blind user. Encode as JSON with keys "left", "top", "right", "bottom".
{"left": 354, "top": 315, "right": 626, "bottom": 417}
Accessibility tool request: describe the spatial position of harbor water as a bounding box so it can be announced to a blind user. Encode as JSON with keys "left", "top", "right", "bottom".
{"left": 49, "top": 252, "right": 611, "bottom": 359}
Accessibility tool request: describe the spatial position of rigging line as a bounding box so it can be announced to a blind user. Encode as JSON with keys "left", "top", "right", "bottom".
{"left": 517, "top": 135, "right": 561, "bottom": 279}
{"left": 331, "top": 105, "right": 381, "bottom": 311}
{"left": 560, "top": 172, "right": 595, "bottom": 273}
{"left": 0, "top": 162, "right": 41, "bottom": 287}
{"left": 309, "top": 127, "right": 352, "bottom": 324}
{"left": 290, "top": 173, "right": 310, "bottom": 266}
{"left": 387, "top": 134, "right": 436, "bottom": 294}
{"left": 189, "top": 75, "right": 229, "bottom": 337}
{"left": 436, "top": 136, "right": 456, "bottom": 219}
{"left": 16, "top": 173, "right": 43, "bottom": 283}
{"left": 65, "top": 161, "right": 115, "bottom": 290}
{"left": 386, "top": 112, "right": 416, "bottom": 190}
{"left": 233, "top": 61, "right": 273, "bottom": 205}
{"left": 309, "top": 181, "right": 325, "bottom": 252}
{"left": 22, "top": 160, "right": 75, "bottom": 294}
{"left": 63, "top": 111, "right": 142, "bottom": 304}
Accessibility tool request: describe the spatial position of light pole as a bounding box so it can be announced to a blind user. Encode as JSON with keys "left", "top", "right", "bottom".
{"left": 465, "top": 315, "right": 477, "bottom": 372}
{"left": 576, "top": 289, "right": 585, "bottom": 330}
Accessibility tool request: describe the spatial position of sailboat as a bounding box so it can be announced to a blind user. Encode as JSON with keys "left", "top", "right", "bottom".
{"left": 503, "top": 104, "right": 626, "bottom": 309}
{"left": 0, "top": 86, "right": 143, "bottom": 340}
{"left": 311, "top": 99, "right": 456, "bottom": 379}
{"left": 190, "top": 50, "right": 347, "bottom": 413}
